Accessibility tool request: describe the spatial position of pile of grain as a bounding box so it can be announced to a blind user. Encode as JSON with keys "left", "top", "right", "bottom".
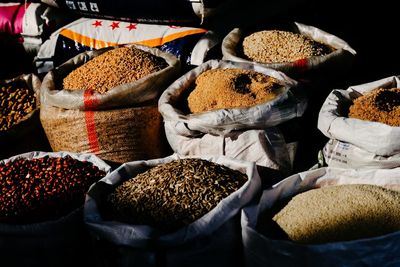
{"left": 0, "top": 82, "right": 36, "bottom": 131}
{"left": 349, "top": 88, "right": 400, "bottom": 126}
{"left": 187, "top": 68, "right": 283, "bottom": 113}
{"left": 272, "top": 184, "right": 400, "bottom": 244}
{"left": 242, "top": 30, "right": 331, "bottom": 64}
{"left": 107, "top": 158, "right": 248, "bottom": 231}
{"left": 63, "top": 46, "right": 168, "bottom": 94}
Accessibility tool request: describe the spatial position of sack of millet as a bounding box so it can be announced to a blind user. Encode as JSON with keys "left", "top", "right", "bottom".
{"left": 84, "top": 154, "right": 261, "bottom": 267}
{"left": 242, "top": 166, "right": 400, "bottom": 267}
{"left": 158, "top": 60, "right": 307, "bottom": 175}
{"left": 40, "top": 45, "right": 180, "bottom": 164}
{"left": 318, "top": 75, "right": 400, "bottom": 168}
{"left": 222, "top": 22, "right": 356, "bottom": 78}
{"left": 0, "top": 151, "right": 110, "bottom": 267}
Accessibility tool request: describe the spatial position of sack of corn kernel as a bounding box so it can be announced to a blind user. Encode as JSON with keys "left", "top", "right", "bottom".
{"left": 40, "top": 45, "right": 180, "bottom": 164}
{"left": 85, "top": 154, "right": 261, "bottom": 267}
{"left": 41, "top": 0, "right": 225, "bottom": 25}
{"left": 0, "top": 151, "right": 110, "bottom": 267}
{"left": 0, "top": 2, "right": 74, "bottom": 55}
{"left": 242, "top": 166, "right": 400, "bottom": 267}
{"left": 158, "top": 60, "right": 307, "bottom": 173}
{"left": 222, "top": 22, "right": 356, "bottom": 77}
{"left": 318, "top": 75, "right": 400, "bottom": 168}
{"left": 35, "top": 18, "right": 219, "bottom": 74}
{"left": 0, "top": 74, "right": 51, "bottom": 160}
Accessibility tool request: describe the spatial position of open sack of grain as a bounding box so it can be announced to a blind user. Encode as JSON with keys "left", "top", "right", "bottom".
{"left": 0, "top": 151, "right": 110, "bottom": 267}
{"left": 158, "top": 60, "right": 307, "bottom": 174}
{"left": 84, "top": 154, "right": 261, "bottom": 267}
{"left": 222, "top": 22, "right": 356, "bottom": 77}
{"left": 242, "top": 166, "right": 400, "bottom": 267}
{"left": 318, "top": 75, "right": 400, "bottom": 168}
{"left": 35, "top": 18, "right": 219, "bottom": 74}
{"left": 40, "top": 44, "right": 180, "bottom": 164}
{"left": 0, "top": 74, "right": 51, "bottom": 159}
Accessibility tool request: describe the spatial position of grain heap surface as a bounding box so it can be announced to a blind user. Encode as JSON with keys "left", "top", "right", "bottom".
{"left": 242, "top": 30, "right": 330, "bottom": 64}
{"left": 108, "top": 158, "right": 248, "bottom": 231}
{"left": 63, "top": 46, "right": 167, "bottom": 94}
{"left": 349, "top": 88, "right": 400, "bottom": 126}
{"left": 272, "top": 184, "right": 400, "bottom": 244}
{"left": 0, "top": 82, "right": 36, "bottom": 131}
{"left": 187, "top": 68, "right": 283, "bottom": 113}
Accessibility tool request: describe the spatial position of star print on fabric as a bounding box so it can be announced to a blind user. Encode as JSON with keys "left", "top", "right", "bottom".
{"left": 110, "top": 22, "right": 120, "bottom": 30}
{"left": 126, "top": 23, "right": 137, "bottom": 31}
{"left": 92, "top": 20, "right": 102, "bottom": 27}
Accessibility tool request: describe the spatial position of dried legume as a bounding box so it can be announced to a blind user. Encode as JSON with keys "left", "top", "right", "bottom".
{"left": 108, "top": 158, "right": 248, "bottom": 231}
{"left": 349, "top": 88, "right": 400, "bottom": 126}
{"left": 63, "top": 46, "right": 168, "bottom": 94}
{"left": 0, "top": 155, "right": 106, "bottom": 223}
{"left": 242, "top": 30, "right": 331, "bottom": 64}
{"left": 0, "top": 82, "right": 36, "bottom": 131}
{"left": 187, "top": 68, "right": 283, "bottom": 113}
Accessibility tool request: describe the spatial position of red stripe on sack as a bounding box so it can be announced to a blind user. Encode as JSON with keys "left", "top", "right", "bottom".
{"left": 83, "top": 90, "right": 100, "bottom": 154}
{"left": 293, "top": 58, "right": 308, "bottom": 71}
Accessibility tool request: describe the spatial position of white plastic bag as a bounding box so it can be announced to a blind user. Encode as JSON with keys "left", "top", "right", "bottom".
{"left": 318, "top": 76, "right": 400, "bottom": 156}
{"left": 242, "top": 166, "right": 400, "bottom": 267}
{"left": 158, "top": 60, "right": 307, "bottom": 171}
{"left": 222, "top": 22, "right": 356, "bottom": 75}
{"left": 84, "top": 154, "right": 261, "bottom": 267}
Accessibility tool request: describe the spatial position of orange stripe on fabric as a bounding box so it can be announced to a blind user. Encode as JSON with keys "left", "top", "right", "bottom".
{"left": 83, "top": 90, "right": 100, "bottom": 154}
{"left": 133, "top": 29, "right": 207, "bottom": 47}
{"left": 60, "top": 28, "right": 119, "bottom": 49}
{"left": 60, "top": 28, "right": 207, "bottom": 49}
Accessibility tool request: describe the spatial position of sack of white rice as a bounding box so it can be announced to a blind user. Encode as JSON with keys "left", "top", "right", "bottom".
{"left": 242, "top": 166, "right": 400, "bottom": 267}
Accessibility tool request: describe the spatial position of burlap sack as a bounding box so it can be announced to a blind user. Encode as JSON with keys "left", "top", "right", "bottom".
{"left": 242, "top": 166, "right": 400, "bottom": 267}
{"left": 0, "top": 151, "right": 111, "bottom": 267}
{"left": 84, "top": 154, "right": 261, "bottom": 267}
{"left": 40, "top": 45, "right": 179, "bottom": 164}
{"left": 0, "top": 74, "right": 50, "bottom": 160}
{"left": 318, "top": 76, "right": 400, "bottom": 158}
{"left": 222, "top": 22, "right": 356, "bottom": 76}
{"left": 158, "top": 60, "right": 307, "bottom": 173}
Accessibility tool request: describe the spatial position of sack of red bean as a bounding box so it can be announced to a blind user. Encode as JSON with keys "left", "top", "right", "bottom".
{"left": 158, "top": 60, "right": 307, "bottom": 175}
{"left": 0, "top": 2, "right": 74, "bottom": 55}
{"left": 318, "top": 75, "right": 400, "bottom": 168}
{"left": 85, "top": 154, "right": 261, "bottom": 267}
{"left": 0, "top": 151, "right": 110, "bottom": 267}
{"left": 242, "top": 166, "right": 400, "bottom": 267}
{"left": 222, "top": 22, "right": 356, "bottom": 78}
{"left": 35, "top": 17, "right": 218, "bottom": 74}
{"left": 40, "top": 45, "right": 180, "bottom": 164}
{"left": 41, "top": 0, "right": 225, "bottom": 25}
{"left": 0, "top": 74, "right": 51, "bottom": 159}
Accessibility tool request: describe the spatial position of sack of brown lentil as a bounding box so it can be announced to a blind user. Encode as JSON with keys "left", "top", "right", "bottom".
{"left": 222, "top": 22, "right": 356, "bottom": 77}
{"left": 84, "top": 154, "right": 261, "bottom": 267}
{"left": 40, "top": 45, "right": 180, "bottom": 164}
{"left": 35, "top": 17, "right": 218, "bottom": 73}
{"left": 0, "top": 74, "right": 51, "bottom": 160}
{"left": 242, "top": 166, "right": 400, "bottom": 267}
{"left": 318, "top": 75, "right": 400, "bottom": 168}
{"left": 0, "top": 151, "right": 110, "bottom": 267}
{"left": 158, "top": 60, "right": 307, "bottom": 173}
